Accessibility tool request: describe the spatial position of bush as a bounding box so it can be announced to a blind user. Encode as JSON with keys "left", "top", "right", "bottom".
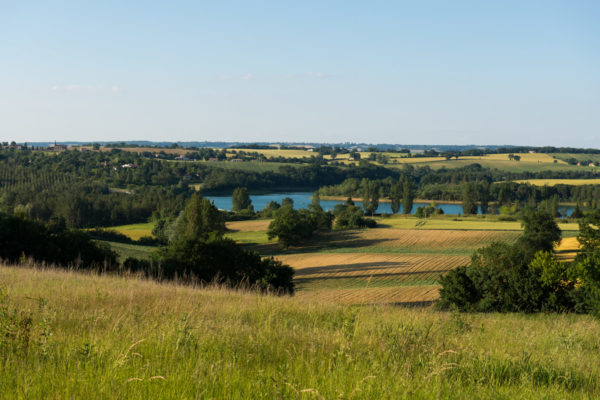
{"left": 267, "top": 206, "right": 319, "bottom": 248}
{"left": 333, "top": 203, "right": 377, "bottom": 230}
{"left": 438, "top": 210, "right": 574, "bottom": 313}
{"left": 0, "top": 212, "right": 117, "bottom": 269}
{"left": 155, "top": 238, "right": 295, "bottom": 293}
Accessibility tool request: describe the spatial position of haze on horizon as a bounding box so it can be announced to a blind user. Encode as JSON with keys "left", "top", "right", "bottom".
{"left": 1, "top": 1, "right": 599, "bottom": 147}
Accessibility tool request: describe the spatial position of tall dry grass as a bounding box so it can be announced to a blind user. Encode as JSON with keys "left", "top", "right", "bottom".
{"left": 1, "top": 263, "right": 599, "bottom": 399}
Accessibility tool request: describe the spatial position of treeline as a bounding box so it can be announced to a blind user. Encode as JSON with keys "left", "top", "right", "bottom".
{"left": 0, "top": 212, "right": 117, "bottom": 268}
{"left": 319, "top": 173, "right": 600, "bottom": 211}
{"left": 3, "top": 149, "right": 600, "bottom": 229}
{"left": 0, "top": 199, "right": 295, "bottom": 294}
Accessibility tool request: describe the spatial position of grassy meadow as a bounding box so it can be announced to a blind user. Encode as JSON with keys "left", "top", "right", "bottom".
{"left": 1, "top": 265, "right": 600, "bottom": 399}
{"left": 108, "top": 222, "right": 155, "bottom": 241}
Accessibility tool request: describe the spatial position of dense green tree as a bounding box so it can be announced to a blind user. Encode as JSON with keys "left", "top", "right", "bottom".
{"left": 170, "top": 193, "right": 225, "bottom": 243}
{"left": 390, "top": 182, "right": 401, "bottom": 214}
{"left": 571, "top": 202, "right": 584, "bottom": 219}
{"left": 517, "top": 209, "right": 562, "bottom": 255}
{"left": 333, "top": 203, "right": 376, "bottom": 230}
{"left": 0, "top": 212, "right": 117, "bottom": 269}
{"left": 261, "top": 201, "right": 280, "bottom": 218}
{"left": 312, "top": 191, "right": 320, "bottom": 207}
{"left": 402, "top": 177, "right": 414, "bottom": 214}
{"left": 232, "top": 187, "right": 252, "bottom": 212}
{"left": 439, "top": 210, "right": 569, "bottom": 313}
{"left": 281, "top": 197, "right": 294, "bottom": 208}
{"left": 479, "top": 182, "right": 490, "bottom": 214}
{"left": 361, "top": 179, "right": 379, "bottom": 216}
{"left": 461, "top": 183, "right": 478, "bottom": 215}
{"left": 156, "top": 237, "right": 294, "bottom": 293}
{"left": 267, "top": 206, "right": 316, "bottom": 248}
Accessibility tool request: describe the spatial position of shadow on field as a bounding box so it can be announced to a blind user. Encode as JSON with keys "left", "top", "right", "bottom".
{"left": 295, "top": 261, "right": 444, "bottom": 277}
{"left": 256, "top": 230, "right": 395, "bottom": 255}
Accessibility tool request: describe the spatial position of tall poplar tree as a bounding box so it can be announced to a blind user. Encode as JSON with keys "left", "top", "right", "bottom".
{"left": 402, "top": 177, "right": 414, "bottom": 215}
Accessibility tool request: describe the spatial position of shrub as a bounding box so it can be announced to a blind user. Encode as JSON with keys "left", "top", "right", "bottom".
{"left": 267, "top": 206, "right": 317, "bottom": 248}
{"left": 333, "top": 203, "right": 376, "bottom": 230}
{"left": 155, "top": 238, "right": 295, "bottom": 293}
{"left": 438, "top": 210, "right": 574, "bottom": 313}
{"left": 0, "top": 212, "right": 117, "bottom": 269}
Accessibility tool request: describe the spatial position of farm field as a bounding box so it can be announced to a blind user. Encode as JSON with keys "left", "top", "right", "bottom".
{"left": 555, "top": 237, "right": 582, "bottom": 262}
{"left": 380, "top": 215, "right": 580, "bottom": 232}
{"left": 107, "top": 216, "right": 580, "bottom": 305}
{"left": 77, "top": 146, "right": 200, "bottom": 155}
{"left": 513, "top": 179, "right": 600, "bottom": 186}
{"left": 98, "top": 240, "right": 154, "bottom": 261}
{"left": 274, "top": 228, "right": 520, "bottom": 305}
{"left": 195, "top": 160, "right": 292, "bottom": 172}
{"left": 1, "top": 265, "right": 599, "bottom": 399}
{"left": 384, "top": 153, "right": 577, "bottom": 173}
{"left": 110, "top": 222, "right": 154, "bottom": 240}
{"left": 226, "top": 148, "right": 315, "bottom": 158}
{"left": 551, "top": 153, "right": 600, "bottom": 163}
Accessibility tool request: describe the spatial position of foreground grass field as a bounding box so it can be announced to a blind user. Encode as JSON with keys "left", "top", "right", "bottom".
{"left": 1, "top": 265, "right": 599, "bottom": 399}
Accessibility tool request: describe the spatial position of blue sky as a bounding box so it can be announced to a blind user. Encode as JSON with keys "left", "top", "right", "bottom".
{"left": 1, "top": 1, "right": 598, "bottom": 146}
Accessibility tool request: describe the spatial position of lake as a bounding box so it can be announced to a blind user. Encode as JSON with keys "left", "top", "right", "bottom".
{"left": 206, "top": 192, "right": 575, "bottom": 216}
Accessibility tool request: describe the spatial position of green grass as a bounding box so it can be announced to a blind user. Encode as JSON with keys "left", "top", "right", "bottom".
{"left": 98, "top": 240, "right": 154, "bottom": 261}
{"left": 1, "top": 265, "right": 600, "bottom": 399}
{"left": 109, "top": 222, "right": 154, "bottom": 240}
{"left": 225, "top": 230, "right": 272, "bottom": 246}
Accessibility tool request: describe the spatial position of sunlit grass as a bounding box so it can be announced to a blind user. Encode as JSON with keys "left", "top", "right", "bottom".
{"left": 1, "top": 265, "right": 599, "bottom": 399}
{"left": 109, "top": 222, "right": 154, "bottom": 240}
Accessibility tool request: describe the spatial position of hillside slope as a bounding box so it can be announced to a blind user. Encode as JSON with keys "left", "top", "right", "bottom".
{"left": 1, "top": 265, "right": 599, "bottom": 399}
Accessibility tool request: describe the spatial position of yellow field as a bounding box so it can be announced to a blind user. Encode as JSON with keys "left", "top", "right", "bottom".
{"left": 555, "top": 237, "right": 582, "bottom": 261}
{"left": 227, "top": 220, "right": 271, "bottom": 231}
{"left": 296, "top": 285, "right": 442, "bottom": 305}
{"left": 383, "top": 215, "right": 579, "bottom": 231}
{"left": 278, "top": 252, "right": 467, "bottom": 305}
{"left": 110, "top": 222, "right": 154, "bottom": 240}
{"left": 477, "top": 153, "right": 566, "bottom": 164}
{"left": 513, "top": 179, "right": 600, "bottom": 186}
{"left": 227, "top": 148, "right": 315, "bottom": 158}
{"left": 392, "top": 156, "right": 446, "bottom": 164}
{"left": 271, "top": 227, "right": 523, "bottom": 305}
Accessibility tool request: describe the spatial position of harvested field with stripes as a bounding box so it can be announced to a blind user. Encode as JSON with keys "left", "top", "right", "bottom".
{"left": 109, "top": 217, "right": 578, "bottom": 306}
{"left": 271, "top": 227, "right": 521, "bottom": 305}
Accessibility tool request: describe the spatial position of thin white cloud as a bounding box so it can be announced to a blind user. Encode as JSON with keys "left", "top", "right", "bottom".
{"left": 217, "top": 73, "right": 254, "bottom": 80}
{"left": 49, "top": 84, "right": 122, "bottom": 93}
{"left": 307, "top": 72, "right": 333, "bottom": 79}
